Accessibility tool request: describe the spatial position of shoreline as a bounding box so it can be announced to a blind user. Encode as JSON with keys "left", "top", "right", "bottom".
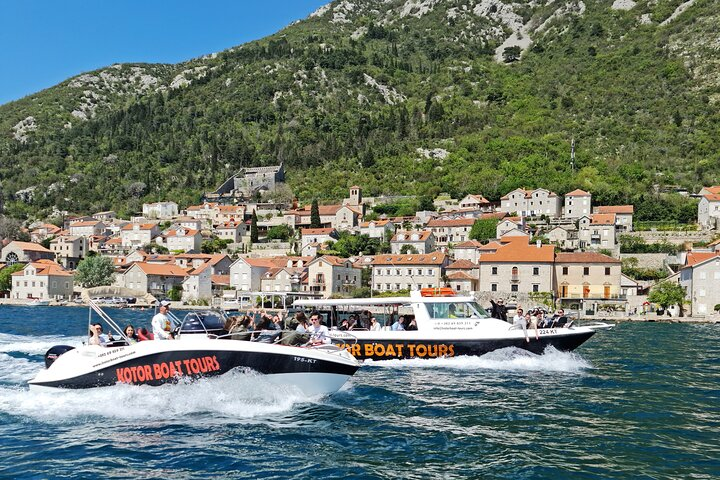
{"left": 1, "top": 298, "right": 717, "bottom": 323}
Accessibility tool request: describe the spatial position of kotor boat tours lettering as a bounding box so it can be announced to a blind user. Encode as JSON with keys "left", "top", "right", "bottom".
{"left": 293, "top": 288, "right": 614, "bottom": 361}
{"left": 30, "top": 300, "right": 359, "bottom": 397}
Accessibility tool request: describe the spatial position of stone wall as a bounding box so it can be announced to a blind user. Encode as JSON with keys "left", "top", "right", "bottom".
{"left": 623, "top": 230, "right": 714, "bottom": 245}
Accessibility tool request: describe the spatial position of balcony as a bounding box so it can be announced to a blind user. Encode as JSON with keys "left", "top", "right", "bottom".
{"left": 511, "top": 274, "right": 520, "bottom": 282}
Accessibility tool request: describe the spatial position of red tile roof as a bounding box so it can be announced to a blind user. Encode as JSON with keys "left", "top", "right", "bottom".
{"left": 685, "top": 251, "right": 720, "bottom": 267}
{"left": 427, "top": 218, "right": 476, "bottom": 228}
{"left": 454, "top": 240, "right": 484, "bottom": 248}
{"left": 591, "top": 213, "right": 616, "bottom": 225}
{"left": 565, "top": 189, "right": 591, "bottom": 197}
{"left": 9, "top": 241, "right": 53, "bottom": 253}
{"left": 447, "top": 259, "right": 478, "bottom": 269}
{"left": 372, "top": 253, "right": 447, "bottom": 266}
{"left": 596, "top": 205, "right": 634, "bottom": 214}
{"left": 391, "top": 230, "right": 433, "bottom": 242}
{"left": 702, "top": 186, "right": 720, "bottom": 195}
{"left": 121, "top": 223, "right": 157, "bottom": 231}
{"left": 702, "top": 194, "right": 720, "bottom": 202}
{"left": 133, "top": 262, "right": 189, "bottom": 277}
{"left": 478, "top": 241, "right": 555, "bottom": 263}
{"left": 301, "top": 228, "right": 336, "bottom": 235}
{"left": 12, "top": 260, "right": 72, "bottom": 277}
{"left": 446, "top": 271, "right": 475, "bottom": 280}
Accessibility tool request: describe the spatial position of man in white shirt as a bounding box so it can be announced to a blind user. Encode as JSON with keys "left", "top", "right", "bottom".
{"left": 307, "top": 313, "right": 330, "bottom": 345}
{"left": 152, "top": 301, "right": 174, "bottom": 340}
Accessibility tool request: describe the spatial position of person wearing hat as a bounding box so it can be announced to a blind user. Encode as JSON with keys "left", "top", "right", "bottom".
{"left": 152, "top": 300, "right": 174, "bottom": 340}
{"left": 490, "top": 298, "right": 508, "bottom": 322}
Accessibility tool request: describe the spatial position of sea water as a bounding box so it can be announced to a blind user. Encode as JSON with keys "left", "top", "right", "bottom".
{"left": 1, "top": 306, "right": 719, "bottom": 479}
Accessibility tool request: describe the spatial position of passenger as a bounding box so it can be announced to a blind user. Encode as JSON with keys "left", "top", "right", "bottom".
{"left": 307, "top": 312, "right": 331, "bottom": 345}
{"left": 88, "top": 323, "right": 107, "bottom": 346}
{"left": 490, "top": 299, "right": 508, "bottom": 321}
{"left": 448, "top": 305, "right": 458, "bottom": 318}
{"left": 528, "top": 310, "right": 540, "bottom": 340}
{"left": 136, "top": 327, "right": 154, "bottom": 341}
{"left": 347, "top": 314, "right": 359, "bottom": 330}
{"left": 123, "top": 325, "right": 139, "bottom": 344}
{"left": 551, "top": 309, "right": 566, "bottom": 328}
{"left": 272, "top": 313, "right": 284, "bottom": 330}
{"left": 339, "top": 319, "right": 350, "bottom": 331}
{"left": 512, "top": 308, "right": 529, "bottom": 343}
{"left": 383, "top": 318, "right": 393, "bottom": 331}
{"left": 406, "top": 318, "right": 418, "bottom": 331}
{"left": 391, "top": 316, "right": 406, "bottom": 331}
{"left": 369, "top": 317, "right": 382, "bottom": 331}
{"left": 286, "top": 312, "right": 305, "bottom": 331}
{"left": 230, "top": 316, "right": 253, "bottom": 341}
{"left": 152, "top": 300, "right": 174, "bottom": 340}
{"left": 296, "top": 315, "right": 309, "bottom": 333}
{"left": 359, "top": 310, "right": 371, "bottom": 329}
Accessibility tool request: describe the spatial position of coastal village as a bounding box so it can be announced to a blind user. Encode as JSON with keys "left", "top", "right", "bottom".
{"left": 3, "top": 163, "right": 720, "bottom": 319}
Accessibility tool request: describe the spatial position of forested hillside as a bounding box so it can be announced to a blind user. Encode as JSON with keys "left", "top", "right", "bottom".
{"left": 0, "top": 0, "right": 717, "bottom": 222}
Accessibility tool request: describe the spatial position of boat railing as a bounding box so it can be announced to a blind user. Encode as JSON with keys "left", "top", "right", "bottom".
{"left": 87, "top": 299, "right": 130, "bottom": 344}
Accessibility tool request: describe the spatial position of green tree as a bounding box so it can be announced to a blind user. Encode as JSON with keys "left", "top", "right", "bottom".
{"left": 202, "top": 237, "right": 232, "bottom": 253}
{"left": 502, "top": 46, "right": 522, "bottom": 63}
{"left": 168, "top": 285, "right": 183, "bottom": 301}
{"left": 648, "top": 280, "right": 686, "bottom": 316}
{"left": 469, "top": 218, "right": 497, "bottom": 243}
{"left": 0, "top": 263, "right": 24, "bottom": 291}
{"left": 75, "top": 256, "right": 115, "bottom": 288}
{"left": 400, "top": 244, "right": 419, "bottom": 254}
{"left": 310, "top": 199, "right": 321, "bottom": 228}
{"left": 267, "top": 224, "right": 293, "bottom": 241}
{"left": 250, "top": 210, "right": 259, "bottom": 243}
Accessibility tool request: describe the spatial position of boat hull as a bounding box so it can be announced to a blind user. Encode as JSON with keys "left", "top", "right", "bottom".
{"left": 333, "top": 329, "right": 596, "bottom": 361}
{"left": 29, "top": 340, "right": 359, "bottom": 396}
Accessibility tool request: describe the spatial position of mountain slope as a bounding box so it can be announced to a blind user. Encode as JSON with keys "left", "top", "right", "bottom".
{"left": 0, "top": 0, "right": 717, "bottom": 221}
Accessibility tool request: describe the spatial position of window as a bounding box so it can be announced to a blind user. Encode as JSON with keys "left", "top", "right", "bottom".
{"left": 562, "top": 266, "right": 568, "bottom": 275}
{"left": 533, "top": 267, "right": 539, "bottom": 276}
{"left": 386, "top": 269, "right": 391, "bottom": 275}
{"left": 583, "top": 267, "right": 590, "bottom": 275}
{"left": 417, "top": 269, "right": 422, "bottom": 275}
{"left": 699, "top": 272, "right": 706, "bottom": 280}
{"left": 511, "top": 284, "right": 518, "bottom": 292}
{"left": 427, "top": 269, "right": 434, "bottom": 275}
{"left": 532, "top": 284, "right": 539, "bottom": 292}
{"left": 605, "top": 267, "right": 611, "bottom": 275}
{"left": 491, "top": 284, "right": 497, "bottom": 292}
{"left": 491, "top": 267, "right": 498, "bottom": 275}
{"left": 407, "top": 269, "right": 412, "bottom": 275}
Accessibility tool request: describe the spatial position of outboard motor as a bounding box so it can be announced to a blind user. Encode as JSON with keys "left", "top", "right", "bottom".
{"left": 44, "top": 345, "right": 75, "bottom": 368}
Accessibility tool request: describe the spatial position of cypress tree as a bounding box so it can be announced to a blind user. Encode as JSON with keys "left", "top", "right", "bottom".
{"left": 250, "top": 210, "right": 259, "bottom": 243}
{"left": 310, "top": 199, "right": 321, "bottom": 228}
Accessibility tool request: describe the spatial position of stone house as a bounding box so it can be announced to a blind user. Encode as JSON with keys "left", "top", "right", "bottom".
{"left": 371, "top": 253, "right": 449, "bottom": 292}
{"left": 1, "top": 241, "right": 55, "bottom": 265}
{"left": 11, "top": 260, "right": 74, "bottom": 300}
{"left": 143, "top": 201, "right": 178, "bottom": 220}
{"left": 50, "top": 235, "right": 88, "bottom": 269}
{"left": 159, "top": 227, "right": 202, "bottom": 253}
{"left": 579, "top": 214, "right": 617, "bottom": 250}
{"left": 563, "top": 189, "right": 592, "bottom": 219}
{"left": 453, "top": 240, "right": 484, "bottom": 263}
{"left": 477, "top": 238, "right": 555, "bottom": 295}
{"left": 595, "top": 205, "right": 634, "bottom": 232}
{"left": 390, "top": 230, "right": 436, "bottom": 254}
{"left": 426, "top": 218, "right": 476, "bottom": 246}
{"left": 500, "top": 188, "right": 562, "bottom": 218}
{"left": 214, "top": 221, "right": 246, "bottom": 244}
{"left": 554, "top": 252, "right": 622, "bottom": 307}
{"left": 547, "top": 225, "right": 579, "bottom": 251}
{"left": 182, "top": 262, "right": 213, "bottom": 302}
{"left": 115, "top": 262, "right": 189, "bottom": 296}
{"left": 120, "top": 223, "right": 161, "bottom": 250}
{"left": 358, "top": 219, "right": 395, "bottom": 239}
{"left": 679, "top": 251, "right": 720, "bottom": 316}
{"left": 697, "top": 194, "right": 720, "bottom": 230}
{"left": 305, "top": 255, "right": 362, "bottom": 298}
{"left": 445, "top": 259, "right": 480, "bottom": 293}
{"left": 68, "top": 220, "right": 106, "bottom": 238}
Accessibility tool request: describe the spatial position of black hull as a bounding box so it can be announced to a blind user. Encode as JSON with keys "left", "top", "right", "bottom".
{"left": 337, "top": 331, "right": 596, "bottom": 361}
{"left": 33, "top": 348, "right": 359, "bottom": 389}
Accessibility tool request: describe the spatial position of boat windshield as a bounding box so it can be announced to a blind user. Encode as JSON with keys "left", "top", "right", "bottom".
{"left": 426, "top": 301, "right": 489, "bottom": 319}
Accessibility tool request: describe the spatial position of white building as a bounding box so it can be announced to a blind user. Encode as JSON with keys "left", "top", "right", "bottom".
{"left": 595, "top": 205, "right": 634, "bottom": 232}
{"left": 68, "top": 220, "right": 106, "bottom": 238}
{"left": 120, "top": 223, "right": 161, "bottom": 250}
{"left": 563, "top": 189, "right": 592, "bottom": 219}
{"left": 500, "top": 188, "right": 562, "bottom": 218}
{"left": 390, "top": 230, "right": 436, "bottom": 254}
{"left": 679, "top": 251, "right": 720, "bottom": 316}
{"left": 371, "top": 253, "right": 449, "bottom": 292}
{"left": 160, "top": 228, "right": 202, "bottom": 253}
{"left": 143, "top": 201, "right": 179, "bottom": 220}
{"left": 358, "top": 219, "right": 395, "bottom": 239}
{"left": 11, "top": 260, "right": 74, "bottom": 301}
{"left": 697, "top": 194, "right": 720, "bottom": 230}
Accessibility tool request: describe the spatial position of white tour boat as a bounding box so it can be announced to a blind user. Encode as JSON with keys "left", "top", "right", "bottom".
{"left": 29, "top": 302, "right": 359, "bottom": 396}
{"left": 292, "top": 289, "right": 613, "bottom": 361}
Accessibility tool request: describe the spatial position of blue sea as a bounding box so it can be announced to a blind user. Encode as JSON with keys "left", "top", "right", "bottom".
{"left": 1, "top": 305, "right": 719, "bottom": 479}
